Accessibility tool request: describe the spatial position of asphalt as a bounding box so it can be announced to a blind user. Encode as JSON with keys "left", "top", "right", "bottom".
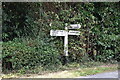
{"left": 79, "top": 70, "right": 119, "bottom": 78}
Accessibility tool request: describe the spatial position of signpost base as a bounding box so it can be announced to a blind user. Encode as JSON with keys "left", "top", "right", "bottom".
{"left": 62, "top": 56, "right": 69, "bottom": 65}
{"left": 65, "top": 56, "right": 69, "bottom": 65}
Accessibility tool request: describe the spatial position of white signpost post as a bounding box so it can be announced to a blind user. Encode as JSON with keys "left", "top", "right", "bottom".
{"left": 50, "top": 24, "right": 81, "bottom": 61}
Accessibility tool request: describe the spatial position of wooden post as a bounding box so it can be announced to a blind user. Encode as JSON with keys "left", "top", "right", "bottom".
{"left": 50, "top": 24, "right": 81, "bottom": 64}
{"left": 64, "top": 26, "right": 68, "bottom": 57}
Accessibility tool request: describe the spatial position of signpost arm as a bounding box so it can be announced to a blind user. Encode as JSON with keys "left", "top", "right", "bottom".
{"left": 50, "top": 24, "right": 81, "bottom": 65}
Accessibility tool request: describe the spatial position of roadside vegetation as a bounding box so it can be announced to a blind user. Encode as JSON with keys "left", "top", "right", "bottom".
{"left": 1, "top": 2, "right": 120, "bottom": 77}
{"left": 1, "top": 62, "right": 117, "bottom": 78}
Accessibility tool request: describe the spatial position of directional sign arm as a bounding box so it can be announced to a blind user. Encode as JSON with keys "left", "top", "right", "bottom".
{"left": 68, "top": 30, "right": 80, "bottom": 35}
{"left": 50, "top": 30, "right": 66, "bottom": 36}
{"left": 68, "top": 24, "right": 81, "bottom": 29}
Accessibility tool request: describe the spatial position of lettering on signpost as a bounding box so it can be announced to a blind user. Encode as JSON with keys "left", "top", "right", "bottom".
{"left": 68, "top": 30, "right": 80, "bottom": 35}
{"left": 68, "top": 24, "right": 81, "bottom": 29}
{"left": 50, "top": 24, "right": 81, "bottom": 57}
{"left": 50, "top": 30, "right": 66, "bottom": 36}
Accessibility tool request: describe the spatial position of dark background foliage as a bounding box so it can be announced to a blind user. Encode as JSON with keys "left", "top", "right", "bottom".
{"left": 2, "top": 2, "right": 120, "bottom": 73}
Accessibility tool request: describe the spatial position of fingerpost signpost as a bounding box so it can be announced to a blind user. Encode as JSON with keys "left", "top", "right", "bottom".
{"left": 50, "top": 24, "right": 81, "bottom": 64}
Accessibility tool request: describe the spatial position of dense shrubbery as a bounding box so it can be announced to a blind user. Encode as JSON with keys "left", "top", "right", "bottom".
{"left": 2, "top": 38, "right": 61, "bottom": 71}
{"left": 2, "top": 2, "right": 120, "bottom": 72}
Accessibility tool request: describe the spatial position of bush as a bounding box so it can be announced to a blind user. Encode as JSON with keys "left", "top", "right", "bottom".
{"left": 2, "top": 39, "right": 61, "bottom": 72}
{"left": 2, "top": 2, "right": 120, "bottom": 73}
{"left": 92, "top": 28, "right": 120, "bottom": 62}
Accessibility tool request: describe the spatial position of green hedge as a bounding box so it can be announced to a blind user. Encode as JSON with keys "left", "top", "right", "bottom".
{"left": 2, "top": 3, "right": 120, "bottom": 72}
{"left": 2, "top": 40, "right": 61, "bottom": 71}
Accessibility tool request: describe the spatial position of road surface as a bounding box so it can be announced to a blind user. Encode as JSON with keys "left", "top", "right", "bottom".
{"left": 80, "top": 70, "right": 119, "bottom": 78}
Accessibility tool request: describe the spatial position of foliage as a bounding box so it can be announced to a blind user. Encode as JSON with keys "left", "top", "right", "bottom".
{"left": 91, "top": 3, "right": 120, "bottom": 62}
{"left": 2, "top": 2, "right": 120, "bottom": 72}
{"left": 2, "top": 39, "right": 61, "bottom": 72}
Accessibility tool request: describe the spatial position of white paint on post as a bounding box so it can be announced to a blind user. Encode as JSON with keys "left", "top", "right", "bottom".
{"left": 64, "top": 27, "right": 68, "bottom": 56}
{"left": 50, "top": 24, "right": 81, "bottom": 57}
{"left": 68, "top": 24, "right": 81, "bottom": 29}
{"left": 68, "top": 30, "right": 80, "bottom": 35}
{"left": 50, "top": 30, "right": 66, "bottom": 36}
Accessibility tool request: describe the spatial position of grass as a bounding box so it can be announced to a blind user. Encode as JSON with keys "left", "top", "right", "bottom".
{"left": 73, "top": 66, "right": 117, "bottom": 77}
{"left": 0, "top": 62, "right": 118, "bottom": 78}
{"left": 31, "top": 63, "right": 117, "bottom": 78}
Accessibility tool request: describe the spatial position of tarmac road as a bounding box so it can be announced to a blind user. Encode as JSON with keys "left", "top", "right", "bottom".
{"left": 79, "top": 70, "right": 119, "bottom": 78}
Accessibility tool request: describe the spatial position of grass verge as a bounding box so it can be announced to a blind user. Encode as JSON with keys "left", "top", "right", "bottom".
{"left": 0, "top": 62, "right": 118, "bottom": 78}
